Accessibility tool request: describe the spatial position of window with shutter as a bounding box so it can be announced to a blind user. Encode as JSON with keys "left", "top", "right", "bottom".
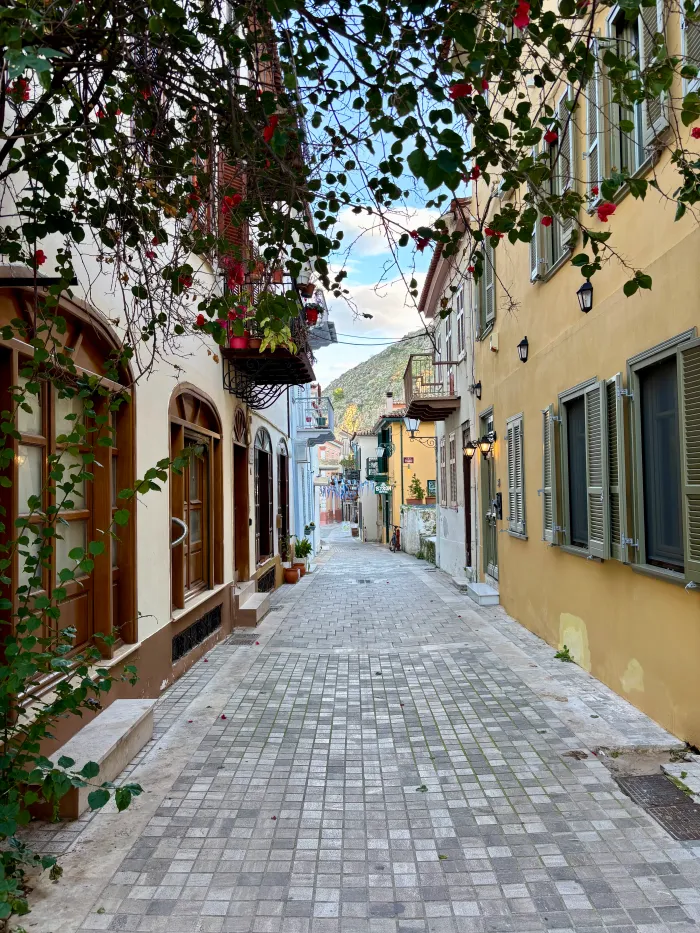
{"left": 554, "top": 89, "right": 576, "bottom": 257}
{"left": 506, "top": 414, "right": 525, "bottom": 535}
{"left": 682, "top": 0, "right": 700, "bottom": 93}
{"left": 639, "top": 0, "right": 668, "bottom": 144}
{"left": 481, "top": 237, "right": 495, "bottom": 330}
{"left": 456, "top": 286, "right": 465, "bottom": 356}
{"left": 439, "top": 437, "right": 447, "bottom": 507}
{"left": 679, "top": 338, "right": 700, "bottom": 585}
{"left": 541, "top": 404, "right": 558, "bottom": 543}
{"left": 449, "top": 433, "right": 458, "bottom": 507}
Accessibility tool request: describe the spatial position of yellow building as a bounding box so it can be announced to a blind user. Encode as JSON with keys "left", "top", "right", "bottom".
{"left": 470, "top": 1, "right": 700, "bottom": 744}
{"left": 370, "top": 400, "right": 437, "bottom": 544}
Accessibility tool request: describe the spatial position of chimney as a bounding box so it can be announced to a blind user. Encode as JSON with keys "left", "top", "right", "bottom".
{"left": 385, "top": 391, "right": 393, "bottom": 414}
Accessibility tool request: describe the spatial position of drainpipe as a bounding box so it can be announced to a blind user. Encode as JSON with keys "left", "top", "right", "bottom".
{"left": 400, "top": 422, "right": 404, "bottom": 505}
{"left": 434, "top": 428, "right": 440, "bottom": 569}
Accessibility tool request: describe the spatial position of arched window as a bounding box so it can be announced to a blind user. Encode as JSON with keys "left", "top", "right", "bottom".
{"left": 254, "top": 428, "right": 274, "bottom": 564}
{"left": 170, "top": 386, "right": 223, "bottom": 608}
{"left": 0, "top": 289, "right": 136, "bottom": 655}
{"left": 277, "top": 438, "right": 290, "bottom": 548}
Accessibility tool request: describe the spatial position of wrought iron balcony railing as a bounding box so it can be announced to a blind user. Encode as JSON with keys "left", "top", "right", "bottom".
{"left": 403, "top": 353, "right": 460, "bottom": 422}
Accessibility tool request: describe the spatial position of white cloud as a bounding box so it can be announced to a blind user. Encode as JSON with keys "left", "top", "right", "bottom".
{"left": 312, "top": 273, "right": 429, "bottom": 387}
{"left": 333, "top": 206, "right": 438, "bottom": 259}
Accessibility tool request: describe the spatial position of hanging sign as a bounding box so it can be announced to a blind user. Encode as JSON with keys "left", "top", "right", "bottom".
{"left": 403, "top": 456, "right": 414, "bottom": 464}
{"left": 426, "top": 479, "right": 437, "bottom": 496}
{"left": 375, "top": 482, "right": 392, "bottom": 494}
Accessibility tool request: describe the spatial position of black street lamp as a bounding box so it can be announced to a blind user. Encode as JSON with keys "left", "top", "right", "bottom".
{"left": 463, "top": 440, "right": 478, "bottom": 459}
{"left": 577, "top": 280, "right": 594, "bottom": 313}
{"left": 517, "top": 336, "right": 529, "bottom": 363}
{"left": 469, "top": 381, "right": 482, "bottom": 400}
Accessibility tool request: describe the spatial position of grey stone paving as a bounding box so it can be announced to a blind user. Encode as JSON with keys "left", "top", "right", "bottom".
{"left": 59, "top": 528, "right": 700, "bottom": 932}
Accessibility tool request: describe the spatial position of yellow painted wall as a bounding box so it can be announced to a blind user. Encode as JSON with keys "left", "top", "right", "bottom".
{"left": 384, "top": 420, "right": 437, "bottom": 530}
{"left": 474, "top": 142, "right": 700, "bottom": 743}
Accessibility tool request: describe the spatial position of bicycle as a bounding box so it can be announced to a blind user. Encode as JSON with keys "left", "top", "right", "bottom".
{"left": 389, "top": 524, "right": 401, "bottom": 552}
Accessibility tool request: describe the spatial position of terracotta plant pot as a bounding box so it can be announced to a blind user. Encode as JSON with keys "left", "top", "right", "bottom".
{"left": 298, "top": 282, "right": 315, "bottom": 298}
{"left": 305, "top": 308, "right": 319, "bottom": 326}
{"left": 229, "top": 331, "right": 250, "bottom": 350}
{"left": 284, "top": 566, "right": 300, "bottom": 584}
{"left": 351, "top": 527, "right": 359, "bottom": 537}
{"left": 294, "top": 559, "right": 306, "bottom": 577}
{"left": 406, "top": 498, "right": 424, "bottom": 505}
{"left": 248, "top": 336, "right": 262, "bottom": 350}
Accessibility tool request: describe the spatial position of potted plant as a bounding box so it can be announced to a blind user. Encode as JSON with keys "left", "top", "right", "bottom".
{"left": 229, "top": 331, "right": 250, "bottom": 350}
{"left": 304, "top": 302, "right": 324, "bottom": 326}
{"left": 298, "top": 282, "right": 315, "bottom": 298}
{"left": 248, "top": 332, "right": 262, "bottom": 350}
{"left": 294, "top": 536, "right": 312, "bottom": 575}
{"left": 406, "top": 475, "right": 425, "bottom": 505}
{"left": 280, "top": 534, "right": 299, "bottom": 583}
{"left": 308, "top": 522, "right": 316, "bottom": 530}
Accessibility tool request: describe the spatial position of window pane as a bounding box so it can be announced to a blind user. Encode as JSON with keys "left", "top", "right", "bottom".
{"left": 57, "top": 450, "right": 85, "bottom": 508}
{"left": 640, "top": 356, "right": 683, "bottom": 571}
{"left": 18, "top": 526, "right": 43, "bottom": 593}
{"left": 189, "top": 507, "right": 201, "bottom": 543}
{"left": 112, "top": 456, "right": 118, "bottom": 508}
{"left": 56, "top": 520, "right": 87, "bottom": 575}
{"left": 566, "top": 396, "right": 588, "bottom": 548}
{"left": 17, "top": 444, "right": 43, "bottom": 514}
{"left": 189, "top": 454, "right": 199, "bottom": 500}
{"left": 55, "top": 390, "right": 84, "bottom": 439}
{"left": 17, "top": 376, "right": 42, "bottom": 436}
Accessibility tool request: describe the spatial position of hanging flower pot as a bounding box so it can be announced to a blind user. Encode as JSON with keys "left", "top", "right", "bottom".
{"left": 229, "top": 331, "right": 250, "bottom": 350}
{"left": 298, "top": 282, "right": 315, "bottom": 298}
{"left": 305, "top": 307, "right": 320, "bottom": 326}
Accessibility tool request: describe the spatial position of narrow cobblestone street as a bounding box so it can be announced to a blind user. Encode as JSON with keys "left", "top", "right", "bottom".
{"left": 29, "top": 528, "right": 700, "bottom": 933}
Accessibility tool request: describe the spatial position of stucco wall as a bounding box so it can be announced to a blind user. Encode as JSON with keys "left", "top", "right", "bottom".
{"left": 401, "top": 505, "right": 436, "bottom": 556}
{"left": 474, "top": 177, "right": 700, "bottom": 744}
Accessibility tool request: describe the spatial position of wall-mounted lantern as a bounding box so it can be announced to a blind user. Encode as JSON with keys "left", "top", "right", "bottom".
{"left": 577, "top": 279, "right": 594, "bottom": 313}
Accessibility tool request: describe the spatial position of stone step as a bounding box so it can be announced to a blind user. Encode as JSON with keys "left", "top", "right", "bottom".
{"left": 450, "top": 574, "right": 472, "bottom": 593}
{"left": 233, "top": 580, "right": 256, "bottom": 610}
{"left": 50, "top": 699, "right": 156, "bottom": 819}
{"left": 237, "top": 591, "right": 270, "bottom": 627}
{"left": 466, "top": 581, "right": 499, "bottom": 607}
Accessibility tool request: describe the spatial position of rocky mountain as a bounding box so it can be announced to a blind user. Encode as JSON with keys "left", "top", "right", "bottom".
{"left": 324, "top": 329, "right": 432, "bottom": 434}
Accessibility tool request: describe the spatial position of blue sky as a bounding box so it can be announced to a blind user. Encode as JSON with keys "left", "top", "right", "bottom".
{"left": 313, "top": 206, "right": 436, "bottom": 386}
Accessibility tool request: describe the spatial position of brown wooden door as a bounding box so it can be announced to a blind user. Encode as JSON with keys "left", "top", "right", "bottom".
{"left": 233, "top": 443, "right": 249, "bottom": 581}
{"left": 184, "top": 440, "right": 209, "bottom": 595}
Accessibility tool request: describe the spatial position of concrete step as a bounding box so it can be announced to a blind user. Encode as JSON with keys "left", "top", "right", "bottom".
{"left": 233, "top": 580, "right": 256, "bottom": 610}
{"left": 50, "top": 699, "right": 156, "bottom": 819}
{"left": 466, "top": 581, "right": 499, "bottom": 607}
{"left": 237, "top": 591, "right": 270, "bottom": 627}
{"left": 450, "top": 574, "right": 472, "bottom": 594}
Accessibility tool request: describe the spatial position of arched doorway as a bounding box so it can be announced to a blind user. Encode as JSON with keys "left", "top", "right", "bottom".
{"left": 254, "top": 428, "right": 273, "bottom": 564}
{"left": 232, "top": 407, "right": 249, "bottom": 582}
{"left": 277, "top": 438, "right": 289, "bottom": 552}
{"left": 169, "top": 386, "right": 223, "bottom": 609}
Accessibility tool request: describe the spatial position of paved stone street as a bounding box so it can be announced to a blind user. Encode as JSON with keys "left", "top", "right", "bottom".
{"left": 30, "top": 528, "right": 700, "bottom": 933}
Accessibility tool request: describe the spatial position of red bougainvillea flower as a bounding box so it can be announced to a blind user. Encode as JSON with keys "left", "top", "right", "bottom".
{"left": 196, "top": 314, "right": 206, "bottom": 326}
{"left": 449, "top": 83, "right": 473, "bottom": 100}
{"left": 262, "top": 114, "right": 279, "bottom": 143}
{"left": 591, "top": 186, "right": 599, "bottom": 196}
{"left": 596, "top": 201, "right": 616, "bottom": 222}
{"left": 467, "top": 265, "right": 475, "bottom": 274}
{"left": 692, "top": 127, "right": 700, "bottom": 139}
{"left": 513, "top": 1, "right": 531, "bottom": 29}
{"left": 416, "top": 237, "right": 430, "bottom": 252}
{"left": 151, "top": 236, "right": 159, "bottom": 246}
{"left": 471, "top": 165, "right": 481, "bottom": 180}
{"left": 271, "top": 816, "right": 277, "bottom": 820}
{"left": 484, "top": 227, "right": 504, "bottom": 239}
{"left": 481, "top": 78, "right": 489, "bottom": 91}
{"left": 145, "top": 250, "right": 156, "bottom": 259}
{"left": 179, "top": 274, "right": 193, "bottom": 288}
{"left": 34, "top": 250, "right": 46, "bottom": 266}
{"left": 225, "top": 261, "right": 246, "bottom": 287}
{"left": 410, "top": 230, "right": 419, "bottom": 238}
{"left": 96, "top": 107, "right": 106, "bottom": 119}
{"left": 222, "top": 193, "right": 243, "bottom": 214}
{"left": 221, "top": 714, "right": 227, "bottom": 720}
{"left": 544, "top": 129, "right": 558, "bottom": 145}
{"left": 9, "top": 78, "right": 30, "bottom": 101}
{"left": 141, "top": 87, "right": 151, "bottom": 100}
{"left": 541, "top": 216, "right": 553, "bottom": 227}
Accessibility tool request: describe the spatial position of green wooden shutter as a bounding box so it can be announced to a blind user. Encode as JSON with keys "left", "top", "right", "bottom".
{"left": 483, "top": 237, "right": 495, "bottom": 325}
{"left": 542, "top": 404, "right": 558, "bottom": 543}
{"left": 586, "top": 41, "right": 603, "bottom": 200}
{"left": 678, "top": 339, "right": 700, "bottom": 585}
{"left": 556, "top": 90, "right": 576, "bottom": 253}
{"left": 507, "top": 416, "right": 525, "bottom": 535}
{"left": 606, "top": 373, "right": 629, "bottom": 562}
{"left": 529, "top": 223, "right": 541, "bottom": 282}
{"left": 640, "top": 0, "right": 668, "bottom": 145}
{"left": 585, "top": 380, "right": 610, "bottom": 558}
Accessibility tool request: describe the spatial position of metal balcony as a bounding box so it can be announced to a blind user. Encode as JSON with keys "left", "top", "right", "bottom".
{"left": 295, "top": 396, "right": 335, "bottom": 445}
{"left": 403, "top": 353, "right": 460, "bottom": 421}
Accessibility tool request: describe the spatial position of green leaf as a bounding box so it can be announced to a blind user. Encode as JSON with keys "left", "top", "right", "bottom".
{"left": 88, "top": 541, "right": 105, "bottom": 556}
{"left": 113, "top": 509, "right": 130, "bottom": 526}
{"left": 675, "top": 201, "right": 687, "bottom": 221}
{"left": 57, "top": 756, "right": 75, "bottom": 769}
{"left": 623, "top": 280, "right": 639, "bottom": 297}
{"left": 87, "top": 788, "right": 110, "bottom": 810}
{"left": 115, "top": 787, "right": 132, "bottom": 811}
{"left": 80, "top": 761, "right": 100, "bottom": 779}
{"left": 68, "top": 547, "right": 84, "bottom": 561}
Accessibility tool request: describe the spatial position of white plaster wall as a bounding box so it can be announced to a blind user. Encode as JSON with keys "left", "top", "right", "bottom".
{"left": 401, "top": 506, "right": 436, "bottom": 555}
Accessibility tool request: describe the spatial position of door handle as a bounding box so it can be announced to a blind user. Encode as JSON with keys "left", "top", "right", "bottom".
{"left": 171, "top": 516, "right": 188, "bottom": 548}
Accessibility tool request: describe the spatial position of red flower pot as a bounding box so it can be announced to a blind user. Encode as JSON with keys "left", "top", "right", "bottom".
{"left": 229, "top": 331, "right": 250, "bottom": 350}
{"left": 305, "top": 308, "right": 319, "bottom": 326}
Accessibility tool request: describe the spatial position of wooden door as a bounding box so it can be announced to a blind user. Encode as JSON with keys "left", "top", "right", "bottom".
{"left": 184, "top": 440, "right": 209, "bottom": 596}
{"left": 462, "top": 427, "right": 473, "bottom": 569}
{"left": 482, "top": 414, "right": 498, "bottom": 579}
{"left": 233, "top": 443, "right": 249, "bottom": 581}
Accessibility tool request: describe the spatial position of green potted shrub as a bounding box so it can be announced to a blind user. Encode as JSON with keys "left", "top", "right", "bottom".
{"left": 280, "top": 534, "right": 299, "bottom": 583}
{"left": 407, "top": 474, "right": 425, "bottom": 505}
{"left": 294, "top": 536, "right": 312, "bottom": 575}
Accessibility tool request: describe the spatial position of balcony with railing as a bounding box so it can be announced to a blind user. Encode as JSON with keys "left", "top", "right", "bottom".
{"left": 295, "top": 395, "right": 335, "bottom": 445}
{"left": 403, "top": 353, "right": 460, "bottom": 421}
